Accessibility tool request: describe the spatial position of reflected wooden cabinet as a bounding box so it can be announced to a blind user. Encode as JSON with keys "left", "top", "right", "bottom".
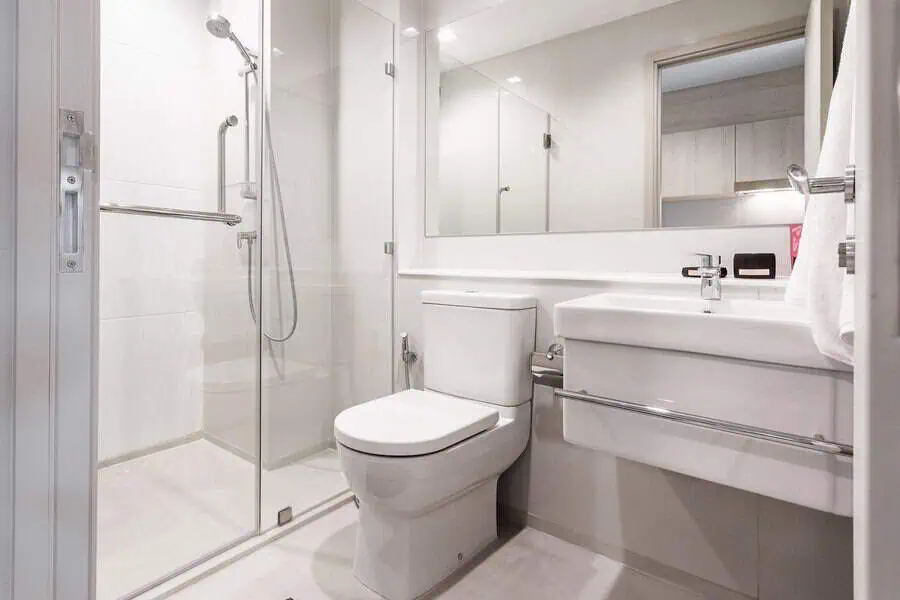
{"left": 660, "top": 126, "right": 735, "bottom": 199}
{"left": 661, "top": 116, "right": 803, "bottom": 200}
{"left": 735, "top": 116, "right": 804, "bottom": 183}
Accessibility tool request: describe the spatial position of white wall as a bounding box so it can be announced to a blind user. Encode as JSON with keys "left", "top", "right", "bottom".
{"left": 402, "top": 0, "right": 811, "bottom": 276}
{"left": 0, "top": 0, "right": 15, "bottom": 593}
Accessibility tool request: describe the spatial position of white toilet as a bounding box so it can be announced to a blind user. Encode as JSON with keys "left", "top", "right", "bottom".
{"left": 334, "top": 290, "right": 536, "bottom": 600}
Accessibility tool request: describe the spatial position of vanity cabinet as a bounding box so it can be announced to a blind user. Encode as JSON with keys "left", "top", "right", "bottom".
{"left": 660, "top": 125, "right": 735, "bottom": 198}
{"left": 735, "top": 116, "right": 804, "bottom": 183}
{"left": 554, "top": 293, "right": 854, "bottom": 516}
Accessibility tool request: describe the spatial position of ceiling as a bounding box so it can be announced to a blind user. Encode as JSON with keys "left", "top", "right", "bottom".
{"left": 428, "top": 0, "right": 683, "bottom": 66}
{"left": 661, "top": 37, "right": 806, "bottom": 92}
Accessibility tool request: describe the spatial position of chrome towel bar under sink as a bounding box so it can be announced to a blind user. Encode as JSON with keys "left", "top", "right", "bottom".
{"left": 555, "top": 389, "right": 853, "bottom": 458}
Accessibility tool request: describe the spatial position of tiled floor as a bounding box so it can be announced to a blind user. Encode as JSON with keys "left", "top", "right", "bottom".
{"left": 97, "top": 440, "right": 347, "bottom": 600}
{"left": 168, "top": 503, "right": 703, "bottom": 600}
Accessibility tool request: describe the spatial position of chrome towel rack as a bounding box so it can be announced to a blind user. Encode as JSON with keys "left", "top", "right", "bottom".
{"left": 787, "top": 163, "right": 857, "bottom": 274}
{"left": 99, "top": 203, "right": 242, "bottom": 226}
{"left": 555, "top": 389, "right": 854, "bottom": 458}
{"left": 530, "top": 346, "right": 853, "bottom": 458}
{"left": 787, "top": 164, "right": 856, "bottom": 204}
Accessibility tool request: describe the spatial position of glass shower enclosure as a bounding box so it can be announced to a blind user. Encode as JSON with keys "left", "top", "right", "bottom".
{"left": 94, "top": 1, "right": 395, "bottom": 598}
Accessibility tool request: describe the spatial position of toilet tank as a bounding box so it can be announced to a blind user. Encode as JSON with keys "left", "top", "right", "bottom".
{"left": 422, "top": 290, "right": 537, "bottom": 406}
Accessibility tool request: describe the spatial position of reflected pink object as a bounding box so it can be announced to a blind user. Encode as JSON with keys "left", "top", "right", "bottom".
{"left": 790, "top": 224, "right": 803, "bottom": 268}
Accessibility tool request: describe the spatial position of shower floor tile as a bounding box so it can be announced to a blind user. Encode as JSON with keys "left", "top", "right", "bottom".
{"left": 97, "top": 440, "right": 346, "bottom": 600}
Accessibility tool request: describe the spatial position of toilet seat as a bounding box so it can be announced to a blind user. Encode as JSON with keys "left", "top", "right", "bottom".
{"left": 334, "top": 389, "right": 499, "bottom": 457}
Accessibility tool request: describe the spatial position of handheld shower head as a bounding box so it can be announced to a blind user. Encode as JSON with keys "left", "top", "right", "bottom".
{"left": 787, "top": 164, "right": 809, "bottom": 195}
{"left": 205, "top": 14, "right": 232, "bottom": 39}
{"left": 205, "top": 13, "right": 258, "bottom": 70}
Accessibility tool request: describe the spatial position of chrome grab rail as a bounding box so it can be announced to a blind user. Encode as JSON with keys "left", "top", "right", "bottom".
{"left": 99, "top": 203, "right": 242, "bottom": 226}
{"left": 555, "top": 389, "right": 854, "bottom": 458}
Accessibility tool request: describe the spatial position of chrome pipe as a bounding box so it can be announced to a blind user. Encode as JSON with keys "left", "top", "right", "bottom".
{"left": 555, "top": 389, "right": 853, "bottom": 457}
{"left": 100, "top": 203, "right": 242, "bottom": 226}
{"left": 218, "top": 115, "right": 238, "bottom": 213}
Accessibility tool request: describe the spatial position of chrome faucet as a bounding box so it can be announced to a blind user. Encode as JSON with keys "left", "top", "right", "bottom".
{"left": 695, "top": 253, "right": 722, "bottom": 308}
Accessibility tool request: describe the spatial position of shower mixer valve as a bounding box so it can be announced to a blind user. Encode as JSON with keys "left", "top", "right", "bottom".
{"left": 237, "top": 230, "right": 257, "bottom": 249}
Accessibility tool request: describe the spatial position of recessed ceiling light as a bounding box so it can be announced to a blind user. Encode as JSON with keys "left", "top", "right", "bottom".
{"left": 437, "top": 27, "right": 457, "bottom": 43}
{"left": 273, "top": 47, "right": 285, "bottom": 57}
{"left": 402, "top": 26, "right": 420, "bottom": 38}
{"left": 506, "top": 76, "right": 522, "bottom": 84}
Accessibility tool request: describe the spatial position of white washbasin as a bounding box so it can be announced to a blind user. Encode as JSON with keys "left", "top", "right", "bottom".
{"left": 554, "top": 293, "right": 849, "bottom": 371}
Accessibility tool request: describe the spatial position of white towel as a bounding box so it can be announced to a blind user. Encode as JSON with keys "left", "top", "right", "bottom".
{"left": 785, "top": 2, "right": 856, "bottom": 366}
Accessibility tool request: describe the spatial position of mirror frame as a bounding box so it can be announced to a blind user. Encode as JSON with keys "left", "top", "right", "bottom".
{"left": 649, "top": 18, "right": 808, "bottom": 227}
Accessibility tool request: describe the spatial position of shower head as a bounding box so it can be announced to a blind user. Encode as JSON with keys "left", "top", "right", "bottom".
{"left": 205, "top": 14, "right": 232, "bottom": 39}
{"left": 787, "top": 164, "right": 809, "bottom": 195}
{"left": 205, "top": 13, "right": 258, "bottom": 69}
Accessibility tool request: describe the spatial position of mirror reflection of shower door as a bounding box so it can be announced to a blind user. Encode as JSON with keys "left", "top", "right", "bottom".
{"left": 258, "top": 0, "right": 396, "bottom": 531}
{"left": 499, "top": 91, "right": 549, "bottom": 233}
{"left": 95, "top": 2, "right": 261, "bottom": 599}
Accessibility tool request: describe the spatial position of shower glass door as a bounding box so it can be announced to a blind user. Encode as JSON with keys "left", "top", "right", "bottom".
{"left": 95, "top": 0, "right": 395, "bottom": 596}
{"left": 95, "top": 1, "right": 262, "bottom": 598}
{"left": 258, "top": 0, "right": 396, "bottom": 530}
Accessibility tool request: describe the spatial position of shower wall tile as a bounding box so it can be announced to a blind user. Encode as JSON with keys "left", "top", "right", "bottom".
{"left": 99, "top": 180, "right": 205, "bottom": 320}
{"left": 100, "top": 41, "right": 207, "bottom": 192}
{"left": 101, "top": 0, "right": 209, "bottom": 68}
{"left": 200, "top": 0, "right": 338, "bottom": 463}
{"left": 98, "top": 312, "right": 204, "bottom": 462}
{"left": 99, "top": 0, "right": 215, "bottom": 463}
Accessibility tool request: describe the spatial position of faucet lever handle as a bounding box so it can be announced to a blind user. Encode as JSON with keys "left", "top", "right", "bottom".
{"left": 694, "top": 252, "right": 712, "bottom": 268}
{"left": 694, "top": 253, "right": 721, "bottom": 268}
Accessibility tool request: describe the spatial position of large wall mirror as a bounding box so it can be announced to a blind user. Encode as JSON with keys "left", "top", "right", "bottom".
{"left": 423, "top": 0, "right": 849, "bottom": 237}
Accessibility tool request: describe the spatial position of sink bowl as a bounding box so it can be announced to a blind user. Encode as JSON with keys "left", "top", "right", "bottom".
{"left": 554, "top": 293, "right": 849, "bottom": 371}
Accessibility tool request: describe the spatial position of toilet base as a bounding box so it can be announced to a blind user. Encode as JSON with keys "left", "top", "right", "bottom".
{"left": 353, "top": 478, "right": 498, "bottom": 600}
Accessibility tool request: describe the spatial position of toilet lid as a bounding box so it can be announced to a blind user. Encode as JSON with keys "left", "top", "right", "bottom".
{"left": 334, "top": 389, "right": 499, "bottom": 457}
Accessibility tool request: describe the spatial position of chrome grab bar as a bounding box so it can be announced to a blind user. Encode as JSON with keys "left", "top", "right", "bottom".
{"left": 99, "top": 203, "right": 242, "bottom": 226}
{"left": 555, "top": 389, "right": 854, "bottom": 458}
{"left": 218, "top": 115, "right": 238, "bottom": 214}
